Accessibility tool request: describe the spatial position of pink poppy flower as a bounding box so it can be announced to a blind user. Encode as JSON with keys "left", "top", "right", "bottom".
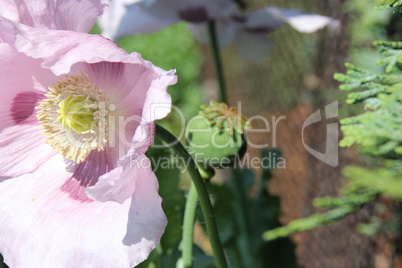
{"left": 0, "top": 0, "right": 107, "bottom": 32}
{"left": 0, "top": 1, "right": 177, "bottom": 267}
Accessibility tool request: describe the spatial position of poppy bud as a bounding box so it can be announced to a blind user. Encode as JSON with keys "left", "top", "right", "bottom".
{"left": 186, "top": 101, "right": 250, "bottom": 169}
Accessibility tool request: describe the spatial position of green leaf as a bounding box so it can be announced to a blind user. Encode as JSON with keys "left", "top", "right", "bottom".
{"left": 375, "top": 0, "right": 402, "bottom": 9}
{"left": 147, "top": 145, "right": 186, "bottom": 254}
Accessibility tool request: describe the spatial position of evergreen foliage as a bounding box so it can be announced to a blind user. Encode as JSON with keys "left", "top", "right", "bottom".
{"left": 376, "top": 0, "right": 402, "bottom": 10}
{"left": 263, "top": 2, "right": 402, "bottom": 241}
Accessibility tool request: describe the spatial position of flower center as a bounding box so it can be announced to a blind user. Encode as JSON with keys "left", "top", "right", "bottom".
{"left": 57, "top": 95, "right": 96, "bottom": 134}
{"left": 37, "top": 72, "right": 113, "bottom": 163}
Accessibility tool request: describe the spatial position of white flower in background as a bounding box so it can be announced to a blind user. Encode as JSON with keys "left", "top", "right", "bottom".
{"left": 190, "top": 6, "right": 339, "bottom": 61}
{"left": 100, "top": 0, "right": 338, "bottom": 61}
{"left": 100, "top": 0, "right": 237, "bottom": 40}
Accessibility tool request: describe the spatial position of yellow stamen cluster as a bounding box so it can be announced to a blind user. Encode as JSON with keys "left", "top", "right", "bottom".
{"left": 36, "top": 72, "right": 113, "bottom": 163}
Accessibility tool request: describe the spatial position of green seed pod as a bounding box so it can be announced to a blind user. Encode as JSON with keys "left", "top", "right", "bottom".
{"left": 185, "top": 101, "right": 250, "bottom": 169}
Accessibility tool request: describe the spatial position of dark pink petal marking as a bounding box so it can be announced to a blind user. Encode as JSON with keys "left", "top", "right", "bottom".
{"left": 10, "top": 91, "right": 42, "bottom": 124}
{"left": 62, "top": 148, "right": 117, "bottom": 202}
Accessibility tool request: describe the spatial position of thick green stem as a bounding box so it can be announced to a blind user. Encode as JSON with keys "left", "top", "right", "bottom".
{"left": 208, "top": 20, "right": 227, "bottom": 103}
{"left": 155, "top": 125, "right": 228, "bottom": 268}
{"left": 182, "top": 183, "right": 198, "bottom": 268}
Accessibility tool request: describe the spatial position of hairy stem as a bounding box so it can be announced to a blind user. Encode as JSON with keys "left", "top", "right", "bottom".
{"left": 155, "top": 125, "right": 228, "bottom": 268}
{"left": 182, "top": 184, "right": 198, "bottom": 268}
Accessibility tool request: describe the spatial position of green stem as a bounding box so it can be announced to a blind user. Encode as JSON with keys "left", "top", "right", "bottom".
{"left": 182, "top": 183, "right": 198, "bottom": 268}
{"left": 231, "top": 171, "right": 254, "bottom": 267}
{"left": 155, "top": 125, "right": 228, "bottom": 268}
{"left": 155, "top": 246, "right": 164, "bottom": 268}
{"left": 208, "top": 20, "right": 227, "bottom": 103}
{"left": 209, "top": 19, "right": 254, "bottom": 267}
